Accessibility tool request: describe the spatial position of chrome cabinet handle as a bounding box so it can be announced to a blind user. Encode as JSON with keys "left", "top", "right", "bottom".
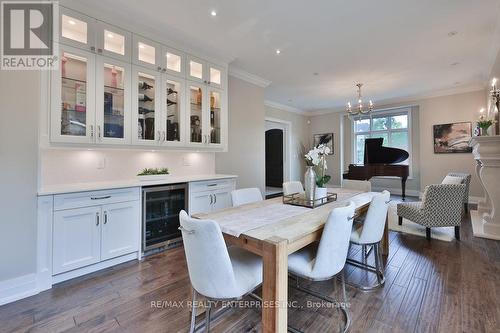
{"left": 96, "top": 212, "right": 100, "bottom": 226}
{"left": 207, "top": 134, "right": 211, "bottom": 144}
{"left": 157, "top": 131, "right": 161, "bottom": 142}
{"left": 162, "top": 68, "right": 167, "bottom": 73}
{"left": 104, "top": 211, "right": 108, "bottom": 224}
{"left": 91, "top": 195, "right": 111, "bottom": 200}
{"left": 97, "top": 48, "right": 103, "bottom": 54}
{"left": 90, "top": 125, "right": 94, "bottom": 138}
{"left": 209, "top": 194, "right": 213, "bottom": 205}
{"left": 90, "top": 46, "right": 96, "bottom": 52}
{"left": 157, "top": 66, "right": 162, "bottom": 72}
{"left": 214, "top": 194, "right": 217, "bottom": 204}
{"left": 97, "top": 125, "right": 101, "bottom": 140}
{"left": 162, "top": 131, "right": 166, "bottom": 142}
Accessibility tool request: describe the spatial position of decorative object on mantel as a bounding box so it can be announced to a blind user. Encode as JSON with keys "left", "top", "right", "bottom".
{"left": 433, "top": 122, "right": 472, "bottom": 153}
{"left": 488, "top": 77, "right": 499, "bottom": 135}
{"left": 346, "top": 83, "right": 374, "bottom": 120}
{"left": 137, "top": 167, "right": 170, "bottom": 181}
{"left": 475, "top": 108, "right": 497, "bottom": 136}
{"left": 313, "top": 133, "right": 334, "bottom": 155}
{"left": 468, "top": 136, "right": 500, "bottom": 240}
{"left": 304, "top": 144, "right": 331, "bottom": 201}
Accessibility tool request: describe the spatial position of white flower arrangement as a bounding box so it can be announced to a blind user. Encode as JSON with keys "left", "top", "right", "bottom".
{"left": 304, "top": 144, "right": 331, "bottom": 187}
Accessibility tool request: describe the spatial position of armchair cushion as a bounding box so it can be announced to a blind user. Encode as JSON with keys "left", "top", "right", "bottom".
{"left": 441, "top": 176, "right": 463, "bottom": 185}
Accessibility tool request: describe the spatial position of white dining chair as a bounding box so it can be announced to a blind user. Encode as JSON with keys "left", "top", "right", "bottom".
{"left": 342, "top": 179, "right": 372, "bottom": 192}
{"left": 179, "top": 211, "right": 263, "bottom": 332}
{"left": 346, "top": 190, "right": 390, "bottom": 291}
{"left": 283, "top": 181, "right": 304, "bottom": 196}
{"left": 287, "top": 201, "right": 356, "bottom": 333}
{"left": 231, "top": 188, "right": 263, "bottom": 207}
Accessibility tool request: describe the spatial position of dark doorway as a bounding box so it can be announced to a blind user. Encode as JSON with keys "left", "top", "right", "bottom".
{"left": 265, "top": 128, "right": 284, "bottom": 188}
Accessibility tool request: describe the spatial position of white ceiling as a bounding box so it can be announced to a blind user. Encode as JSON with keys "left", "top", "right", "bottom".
{"left": 68, "top": 0, "right": 500, "bottom": 112}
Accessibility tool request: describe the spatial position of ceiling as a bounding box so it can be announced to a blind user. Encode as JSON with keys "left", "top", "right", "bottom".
{"left": 67, "top": 0, "right": 500, "bottom": 112}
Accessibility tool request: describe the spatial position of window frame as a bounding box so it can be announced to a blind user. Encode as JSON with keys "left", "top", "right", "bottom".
{"left": 351, "top": 107, "right": 413, "bottom": 178}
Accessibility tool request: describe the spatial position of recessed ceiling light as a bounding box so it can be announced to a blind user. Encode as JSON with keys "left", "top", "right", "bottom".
{"left": 288, "top": 99, "right": 292, "bottom": 102}
{"left": 68, "top": 19, "right": 76, "bottom": 25}
{"left": 448, "top": 31, "right": 458, "bottom": 37}
{"left": 313, "top": 72, "right": 319, "bottom": 76}
{"left": 454, "top": 81, "right": 461, "bottom": 85}
{"left": 107, "top": 33, "right": 114, "bottom": 38}
{"left": 275, "top": 49, "right": 281, "bottom": 55}
{"left": 211, "top": 10, "right": 217, "bottom": 16}
{"left": 451, "top": 62, "right": 460, "bottom": 66}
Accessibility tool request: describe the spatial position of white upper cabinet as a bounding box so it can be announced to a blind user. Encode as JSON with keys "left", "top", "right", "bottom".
{"left": 162, "top": 46, "right": 185, "bottom": 78}
{"left": 60, "top": 8, "right": 96, "bottom": 51}
{"left": 96, "top": 22, "right": 132, "bottom": 62}
{"left": 187, "top": 55, "right": 205, "bottom": 83}
{"left": 132, "top": 35, "right": 162, "bottom": 71}
{"left": 95, "top": 56, "right": 132, "bottom": 145}
{"left": 162, "top": 76, "right": 185, "bottom": 145}
{"left": 208, "top": 64, "right": 224, "bottom": 89}
{"left": 51, "top": 44, "right": 96, "bottom": 144}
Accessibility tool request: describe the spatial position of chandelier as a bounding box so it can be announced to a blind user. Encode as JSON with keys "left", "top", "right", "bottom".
{"left": 346, "top": 83, "right": 374, "bottom": 120}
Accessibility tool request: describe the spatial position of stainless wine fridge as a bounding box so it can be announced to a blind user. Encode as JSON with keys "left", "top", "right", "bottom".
{"left": 142, "top": 184, "right": 188, "bottom": 253}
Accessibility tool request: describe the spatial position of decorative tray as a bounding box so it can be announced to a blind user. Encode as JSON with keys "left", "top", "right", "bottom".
{"left": 283, "top": 192, "right": 337, "bottom": 209}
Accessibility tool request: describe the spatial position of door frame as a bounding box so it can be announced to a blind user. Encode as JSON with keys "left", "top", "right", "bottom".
{"left": 265, "top": 117, "right": 291, "bottom": 184}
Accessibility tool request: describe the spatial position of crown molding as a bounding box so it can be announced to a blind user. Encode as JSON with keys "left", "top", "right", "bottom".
{"left": 228, "top": 67, "right": 271, "bottom": 88}
{"left": 307, "top": 83, "right": 487, "bottom": 117}
{"left": 264, "top": 100, "right": 308, "bottom": 116}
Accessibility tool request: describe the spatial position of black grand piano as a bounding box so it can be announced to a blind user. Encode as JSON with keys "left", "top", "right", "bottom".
{"left": 343, "top": 138, "right": 410, "bottom": 199}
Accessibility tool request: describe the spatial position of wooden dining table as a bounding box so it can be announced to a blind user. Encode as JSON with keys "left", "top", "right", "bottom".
{"left": 193, "top": 188, "right": 388, "bottom": 333}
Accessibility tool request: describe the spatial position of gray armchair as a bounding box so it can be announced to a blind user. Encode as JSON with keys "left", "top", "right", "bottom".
{"left": 445, "top": 172, "right": 471, "bottom": 213}
{"left": 397, "top": 184, "right": 466, "bottom": 240}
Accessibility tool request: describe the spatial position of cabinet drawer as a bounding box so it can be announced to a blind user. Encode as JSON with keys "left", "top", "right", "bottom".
{"left": 54, "top": 187, "right": 141, "bottom": 211}
{"left": 189, "top": 179, "right": 235, "bottom": 193}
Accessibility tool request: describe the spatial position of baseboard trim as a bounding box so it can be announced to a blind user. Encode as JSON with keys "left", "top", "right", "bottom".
{"left": 0, "top": 273, "right": 39, "bottom": 306}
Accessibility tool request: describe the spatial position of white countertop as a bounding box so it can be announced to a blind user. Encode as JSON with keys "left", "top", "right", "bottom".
{"left": 38, "top": 174, "right": 237, "bottom": 196}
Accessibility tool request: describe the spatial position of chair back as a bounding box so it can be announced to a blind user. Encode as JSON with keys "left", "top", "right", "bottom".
{"left": 445, "top": 172, "right": 471, "bottom": 204}
{"left": 231, "top": 188, "right": 263, "bottom": 207}
{"left": 342, "top": 179, "right": 372, "bottom": 192}
{"left": 312, "top": 201, "right": 356, "bottom": 278}
{"left": 283, "top": 181, "right": 304, "bottom": 195}
{"left": 422, "top": 184, "right": 466, "bottom": 225}
{"left": 358, "top": 190, "right": 391, "bottom": 244}
{"left": 179, "top": 210, "right": 238, "bottom": 299}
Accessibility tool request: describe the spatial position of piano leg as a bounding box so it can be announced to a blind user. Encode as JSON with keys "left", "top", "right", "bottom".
{"left": 401, "top": 176, "right": 408, "bottom": 200}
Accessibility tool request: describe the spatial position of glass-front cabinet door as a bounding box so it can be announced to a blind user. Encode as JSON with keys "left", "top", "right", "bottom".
{"left": 60, "top": 7, "right": 96, "bottom": 52}
{"left": 162, "top": 77, "right": 184, "bottom": 145}
{"left": 187, "top": 83, "right": 206, "bottom": 145}
{"left": 207, "top": 88, "right": 222, "bottom": 145}
{"left": 95, "top": 57, "right": 131, "bottom": 144}
{"left": 132, "top": 35, "right": 161, "bottom": 71}
{"left": 162, "top": 46, "right": 185, "bottom": 77}
{"left": 208, "top": 64, "right": 224, "bottom": 89}
{"left": 51, "top": 44, "right": 96, "bottom": 143}
{"left": 187, "top": 56, "right": 205, "bottom": 83}
{"left": 96, "top": 22, "right": 131, "bottom": 62}
{"left": 132, "top": 67, "right": 161, "bottom": 145}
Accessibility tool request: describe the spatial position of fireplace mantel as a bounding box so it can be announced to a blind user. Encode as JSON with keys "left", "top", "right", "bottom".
{"left": 469, "top": 135, "right": 500, "bottom": 240}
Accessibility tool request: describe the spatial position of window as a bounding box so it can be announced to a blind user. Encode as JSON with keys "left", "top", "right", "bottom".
{"left": 353, "top": 109, "right": 411, "bottom": 166}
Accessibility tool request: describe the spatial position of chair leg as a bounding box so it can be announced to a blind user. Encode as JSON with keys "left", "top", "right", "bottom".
{"left": 426, "top": 228, "right": 431, "bottom": 241}
{"left": 455, "top": 226, "right": 460, "bottom": 241}
{"left": 189, "top": 289, "right": 197, "bottom": 333}
{"left": 374, "top": 244, "right": 383, "bottom": 285}
{"left": 398, "top": 216, "right": 403, "bottom": 226}
{"left": 346, "top": 242, "right": 386, "bottom": 292}
{"left": 204, "top": 300, "right": 212, "bottom": 333}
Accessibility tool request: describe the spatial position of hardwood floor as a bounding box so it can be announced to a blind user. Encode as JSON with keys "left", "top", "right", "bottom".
{"left": 1, "top": 198, "right": 499, "bottom": 333}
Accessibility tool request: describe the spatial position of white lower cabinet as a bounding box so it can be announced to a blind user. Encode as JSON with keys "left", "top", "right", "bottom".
{"left": 188, "top": 179, "right": 235, "bottom": 215}
{"left": 53, "top": 206, "right": 101, "bottom": 275}
{"left": 51, "top": 188, "right": 141, "bottom": 276}
{"left": 101, "top": 201, "right": 141, "bottom": 261}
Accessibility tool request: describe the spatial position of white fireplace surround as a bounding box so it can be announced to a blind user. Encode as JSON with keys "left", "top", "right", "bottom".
{"left": 469, "top": 136, "right": 500, "bottom": 240}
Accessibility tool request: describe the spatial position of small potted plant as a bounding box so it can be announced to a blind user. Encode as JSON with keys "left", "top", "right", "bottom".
{"left": 137, "top": 167, "right": 170, "bottom": 181}
{"left": 477, "top": 115, "right": 496, "bottom": 136}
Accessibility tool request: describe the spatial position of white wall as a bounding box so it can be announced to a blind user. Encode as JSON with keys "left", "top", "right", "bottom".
{"left": 0, "top": 71, "right": 40, "bottom": 282}
{"left": 40, "top": 149, "right": 215, "bottom": 187}
{"left": 265, "top": 106, "right": 309, "bottom": 182}
{"left": 215, "top": 76, "right": 266, "bottom": 193}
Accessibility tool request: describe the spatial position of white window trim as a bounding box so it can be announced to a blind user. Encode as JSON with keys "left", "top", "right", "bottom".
{"left": 350, "top": 107, "right": 413, "bottom": 179}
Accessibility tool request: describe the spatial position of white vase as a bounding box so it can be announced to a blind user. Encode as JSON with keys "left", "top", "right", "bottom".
{"left": 304, "top": 166, "right": 316, "bottom": 202}
{"left": 315, "top": 187, "right": 327, "bottom": 202}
